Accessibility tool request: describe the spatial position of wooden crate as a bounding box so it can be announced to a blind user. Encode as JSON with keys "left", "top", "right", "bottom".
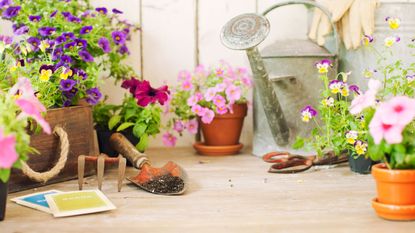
{"left": 9, "top": 106, "right": 97, "bottom": 193}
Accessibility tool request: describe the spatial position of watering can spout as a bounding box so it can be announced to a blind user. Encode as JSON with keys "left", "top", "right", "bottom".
{"left": 220, "top": 13, "right": 290, "bottom": 146}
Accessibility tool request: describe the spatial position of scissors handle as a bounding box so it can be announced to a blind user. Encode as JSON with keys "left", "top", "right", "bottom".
{"left": 262, "top": 151, "right": 291, "bottom": 163}
{"left": 262, "top": 151, "right": 313, "bottom": 173}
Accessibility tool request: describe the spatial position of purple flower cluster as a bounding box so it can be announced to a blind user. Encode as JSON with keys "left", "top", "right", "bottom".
{"left": 2, "top": 5, "right": 20, "bottom": 18}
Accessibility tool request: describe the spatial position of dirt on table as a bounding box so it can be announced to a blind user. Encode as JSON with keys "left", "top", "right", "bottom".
{"left": 141, "top": 175, "right": 185, "bottom": 194}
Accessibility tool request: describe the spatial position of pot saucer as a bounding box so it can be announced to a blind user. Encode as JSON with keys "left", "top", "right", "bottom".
{"left": 193, "top": 142, "right": 243, "bottom": 156}
{"left": 372, "top": 198, "right": 415, "bottom": 221}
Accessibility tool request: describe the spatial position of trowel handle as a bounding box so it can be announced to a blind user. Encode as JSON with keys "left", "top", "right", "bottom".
{"left": 109, "top": 133, "right": 149, "bottom": 169}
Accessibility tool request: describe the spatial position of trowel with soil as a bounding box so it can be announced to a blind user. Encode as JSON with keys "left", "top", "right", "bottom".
{"left": 109, "top": 133, "right": 187, "bottom": 195}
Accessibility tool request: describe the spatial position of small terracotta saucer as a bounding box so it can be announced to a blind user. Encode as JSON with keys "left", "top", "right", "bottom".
{"left": 193, "top": 142, "right": 243, "bottom": 156}
{"left": 372, "top": 198, "right": 415, "bottom": 221}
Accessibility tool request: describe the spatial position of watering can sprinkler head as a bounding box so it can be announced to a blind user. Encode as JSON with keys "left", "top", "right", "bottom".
{"left": 220, "top": 13, "right": 270, "bottom": 51}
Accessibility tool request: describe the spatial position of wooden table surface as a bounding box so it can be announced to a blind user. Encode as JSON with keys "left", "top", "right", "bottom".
{"left": 2, "top": 147, "right": 415, "bottom": 233}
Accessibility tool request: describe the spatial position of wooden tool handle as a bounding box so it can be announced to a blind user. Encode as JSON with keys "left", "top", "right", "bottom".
{"left": 109, "top": 133, "right": 149, "bottom": 169}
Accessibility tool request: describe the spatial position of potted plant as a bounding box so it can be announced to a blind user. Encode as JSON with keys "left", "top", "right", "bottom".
{"left": 93, "top": 78, "right": 169, "bottom": 154}
{"left": 293, "top": 59, "right": 369, "bottom": 171}
{"left": 0, "top": 77, "right": 50, "bottom": 221}
{"left": 164, "top": 61, "right": 253, "bottom": 155}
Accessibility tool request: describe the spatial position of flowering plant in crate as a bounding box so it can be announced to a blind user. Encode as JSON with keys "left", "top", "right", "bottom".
{"left": 0, "top": 0, "right": 139, "bottom": 108}
{"left": 163, "top": 61, "right": 252, "bottom": 146}
{"left": 0, "top": 77, "right": 50, "bottom": 182}
{"left": 93, "top": 78, "right": 169, "bottom": 152}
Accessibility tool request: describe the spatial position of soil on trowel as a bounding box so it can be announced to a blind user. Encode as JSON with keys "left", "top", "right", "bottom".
{"left": 142, "top": 175, "right": 185, "bottom": 194}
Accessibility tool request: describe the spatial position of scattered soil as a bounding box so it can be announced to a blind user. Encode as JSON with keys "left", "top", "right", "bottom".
{"left": 141, "top": 175, "right": 185, "bottom": 194}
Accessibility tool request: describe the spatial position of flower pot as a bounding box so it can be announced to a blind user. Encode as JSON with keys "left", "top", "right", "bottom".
{"left": 348, "top": 154, "right": 375, "bottom": 174}
{"left": 371, "top": 163, "right": 415, "bottom": 220}
{"left": 200, "top": 103, "right": 247, "bottom": 146}
{"left": 0, "top": 180, "right": 8, "bottom": 221}
{"left": 96, "top": 127, "right": 139, "bottom": 157}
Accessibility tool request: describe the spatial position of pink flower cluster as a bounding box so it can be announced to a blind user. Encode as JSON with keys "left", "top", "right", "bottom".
{"left": 369, "top": 96, "right": 415, "bottom": 144}
{"left": 163, "top": 119, "right": 199, "bottom": 147}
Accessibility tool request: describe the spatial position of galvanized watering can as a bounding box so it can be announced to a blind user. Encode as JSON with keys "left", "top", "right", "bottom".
{"left": 220, "top": 0, "right": 340, "bottom": 156}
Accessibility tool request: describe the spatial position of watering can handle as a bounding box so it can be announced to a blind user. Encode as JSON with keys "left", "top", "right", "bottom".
{"left": 262, "top": 0, "right": 340, "bottom": 56}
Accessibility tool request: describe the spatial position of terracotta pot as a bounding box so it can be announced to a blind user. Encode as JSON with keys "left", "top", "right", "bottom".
{"left": 200, "top": 103, "right": 247, "bottom": 146}
{"left": 372, "top": 163, "right": 415, "bottom": 205}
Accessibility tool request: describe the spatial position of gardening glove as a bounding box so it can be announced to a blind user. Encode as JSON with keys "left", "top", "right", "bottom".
{"left": 308, "top": 0, "right": 355, "bottom": 46}
{"left": 347, "top": 0, "right": 378, "bottom": 49}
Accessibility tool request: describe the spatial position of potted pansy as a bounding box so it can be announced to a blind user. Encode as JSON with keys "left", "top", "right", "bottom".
{"left": 294, "top": 59, "right": 370, "bottom": 173}
{"left": 164, "top": 61, "right": 253, "bottom": 155}
{"left": 0, "top": 0, "right": 139, "bottom": 108}
{"left": 0, "top": 77, "right": 50, "bottom": 221}
{"left": 93, "top": 78, "right": 169, "bottom": 155}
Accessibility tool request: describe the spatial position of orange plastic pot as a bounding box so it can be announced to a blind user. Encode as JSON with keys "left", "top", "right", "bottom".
{"left": 372, "top": 163, "right": 415, "bottom": 205}
{"left": 200, "top": 103, "right": 247, "bottom": 146}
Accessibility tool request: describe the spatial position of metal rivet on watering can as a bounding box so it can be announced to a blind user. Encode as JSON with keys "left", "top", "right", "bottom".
{"left": 220, "top": 13, "right": 290, "bottom": 146}
{"left": 221, "top": 0, "right": 340, "bottom": 156}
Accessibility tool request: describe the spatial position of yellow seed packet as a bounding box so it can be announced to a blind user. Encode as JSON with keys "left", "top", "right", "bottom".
{"left": 45, "top": 190, "right": 116, "bottom": 217}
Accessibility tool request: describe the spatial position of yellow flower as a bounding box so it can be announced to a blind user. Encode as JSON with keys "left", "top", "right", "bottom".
{"left": 386, "top": 17, "right": 400, "bottom": 30}
{"left": 9, "top": 65, "right": 18, "bottom": 72}
{"left": 341, "top": 87, "right": 349, "bottom": 97}
{"left": 384, "top": 36, "right": 400, "bottom": 47}
{"left": 354, "top": 141, "right": 367, "bottom": 155}
{"left": 40, "top": 69, "right": 53, "bottom": 82}
{"left": 60, "top": 68, "right": 73, "bottom": 80}
{"left": 40, "top": 40, "right": 50, "bottom": 52}
{"left": 346, "top": 131, "right": 358, "bottom": 145}
{"left": 321, "top": 97, "right": 334, "bottom": 107}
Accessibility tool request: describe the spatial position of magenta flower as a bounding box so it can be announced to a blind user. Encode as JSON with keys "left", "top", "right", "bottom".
{"left": 191, "top": 104, "right": 206, "bottom": 117}
{"left": 213, "top": 95, "right": 226, "bottom": 107}
{"left": 225, "top": 85, "right": 241, "bottom": 103}
{"left": 79, "top": 25, "right": 93, "bottom": 35}
{"left": 112, "top": 31, "right": 126, "bottom": 44}
{"left": 185, "top": 119, "right": 198, "bottom": 134}
{"left": 173, "top": 120, "right": 184, "bottom": 133}
{"left": 350, "top": 79, "right": 381, "bottom": 115}
{"left": 0, "top": 129, "right": 18, "bottom": 169}
{"left": 98, "top": 37, "right": 111, "bottom": 53}
{"left": 122, "top": 78, "right": 170, "bottom": 107}
{"left": 162, "top": 132, "right": 177, "bottom": 147}
{"left": 301, "top": 105, "right": 317, "bottom": 122}
{"left": 201, "top": 109, "right": 215, "bottom": 124}
{"left": 2, "top": 5, "right": 20, "bottom": 18}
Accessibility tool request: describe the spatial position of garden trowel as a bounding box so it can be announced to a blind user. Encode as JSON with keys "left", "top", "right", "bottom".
{"left": 109, "top": 133, "right": 187, "bottom": 195}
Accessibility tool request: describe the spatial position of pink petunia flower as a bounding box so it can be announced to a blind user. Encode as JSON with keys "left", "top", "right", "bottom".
{"left": 204, "top": 87, "right": 217, "bottom": 101}
{"left": 225, "top": 85, "right": 241, "bottom": 103}
{"left": 350, "top": 79, "right": 381, "bottom": 115}
{"left": 11, "top": 77, "right": 51, "bottom": 134}
{"left": 201, "top": 109, "right": 215, "bottom": 124}
{"left": 216, "top": 105, "right": 228, "bottom": 115}
{"left": 185, "top": 119, "right": 198, "bottom": 134}
{"left": 214, "top": 83, "right": 227, "bottom": 92}
{"left": 191, "top": 104, "right": 206, "bottom": 117}
{"left": 173, "top": 120, "right": 184, "bottom": 133}
{"left": 162, "top": 132, "right": 177, "bottom": 147}
{"left": 213, "top": 95, "right": 226, "bottom": 107}
{"left": 181, "top": 79, "right": 193, "bottom": 91}
{"left": 0, "top": 128, "right": 18, "bottom": 169}
{"left": 177, "top": 70, "right": 191, "bottom": 81}
{"left": 187, "top": 92, "right": 202, "bottom": 106}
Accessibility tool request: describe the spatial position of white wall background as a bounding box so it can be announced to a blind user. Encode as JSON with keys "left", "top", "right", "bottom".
{"left": 0, "top": 0, "right": 309, "bottom": 148}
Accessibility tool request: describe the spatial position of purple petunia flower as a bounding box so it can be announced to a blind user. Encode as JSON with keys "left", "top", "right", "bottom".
{"left": 29, "top": 15, "right": 42, "bottom": 22}
{"left": 2, "top": 5, "right": 20, "bottom": 19}
{"left": 349, "top": 85, "right": 360, "bottom": 95}
{"left": 112, "top": 8, "right": 123, "bottom": 14}
{"left": 76, "top": 69, "right": 88, "bottom": 80}
{"left": 62, "top": 32, "right": 75, "bottom": 40}
{"left": 78, "top": 50, "right": 94, "bottom": 62}
{"left": 61, "top": 55, "right": 72, "bottom": 64}
{"left": 86, "top": 87, "right": 102, "bottom": 105}
{"left": 63, "top": 87, "right": 78, "bottom": 99}
{"left": 0, "top": 35, "right": 13, "bottom": 44}
{"left": 64, "top": 41, "right": 76, "bottom": 50}
{"left": 52, "top": 47, "right": 63, "bottom": 60}
{"left": 13, "top": 24, "right": 29, "bottom": 35}
{"left": 38, "top": 27, "right": 56, "bottom": 37}
{"left": 61, "top": 11, "right": 71, "bottom": 17}
{"left": 75, "top": 38, "right": 87, "bottom": 48}
{"left": 95, "top": 7, "right": 107, "bottom": 14}
{"left": 67, "top": 15, "right": 81, "bottom": 23}
{"left": 98, "top": 37, "right": 110, "bottom": 53}
{"left": 63, "top": 99, "right": 72, "bottom": 107}
{"left": 50, "top": 10, "right": 58, "bottom": 18}
{"left": 79, "top": 25, "right": 92, "bottom": 35}
{"left": 27, "top": 37, "right": 41, "bottom": 51}
{"left": 55, "top": 35, "right": 66, "bottom": 45}
{"left": 118, "top": 44, "right": 129, "bottom": 55}
{"left": 111, "top": 31, "right": 126, "bottom": 45}
{"left": 59, "top": 79, "right": 77, "bottom": 91}
{"left": 0, "top": 0, "right": 12, "bottom": 8}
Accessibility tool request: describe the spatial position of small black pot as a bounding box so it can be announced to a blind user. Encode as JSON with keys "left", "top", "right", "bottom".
{"left": 95, "top": 126, "right": 139, "bottom": 157}
{"left": 0, "top": 180, "right": 8, "bottom": 221}
{"left": 348, "top": 154, "right": 377, "bottom": 174}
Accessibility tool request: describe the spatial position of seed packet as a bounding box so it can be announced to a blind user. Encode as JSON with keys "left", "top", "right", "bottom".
{"left": 11, "top": 190, "right": 62, "bottom": 214}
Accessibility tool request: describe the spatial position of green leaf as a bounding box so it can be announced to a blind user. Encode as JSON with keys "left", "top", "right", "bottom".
{"left": 133, "top": 123, "right": 147, "bottom": 138}
{"left": 116, "top": 122, "right": 135, "bottom": 132}
{"left": 0, "top": 169, "right": 11, "bottom": 183}
{"left": 292, "top": 137, "right": 305, "bottom": 149}
{"left": 108, "top": 115, "right": 122, "bottom": 130}
{"left": 136, "top": 134, "right": 149, "bottom": 152}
